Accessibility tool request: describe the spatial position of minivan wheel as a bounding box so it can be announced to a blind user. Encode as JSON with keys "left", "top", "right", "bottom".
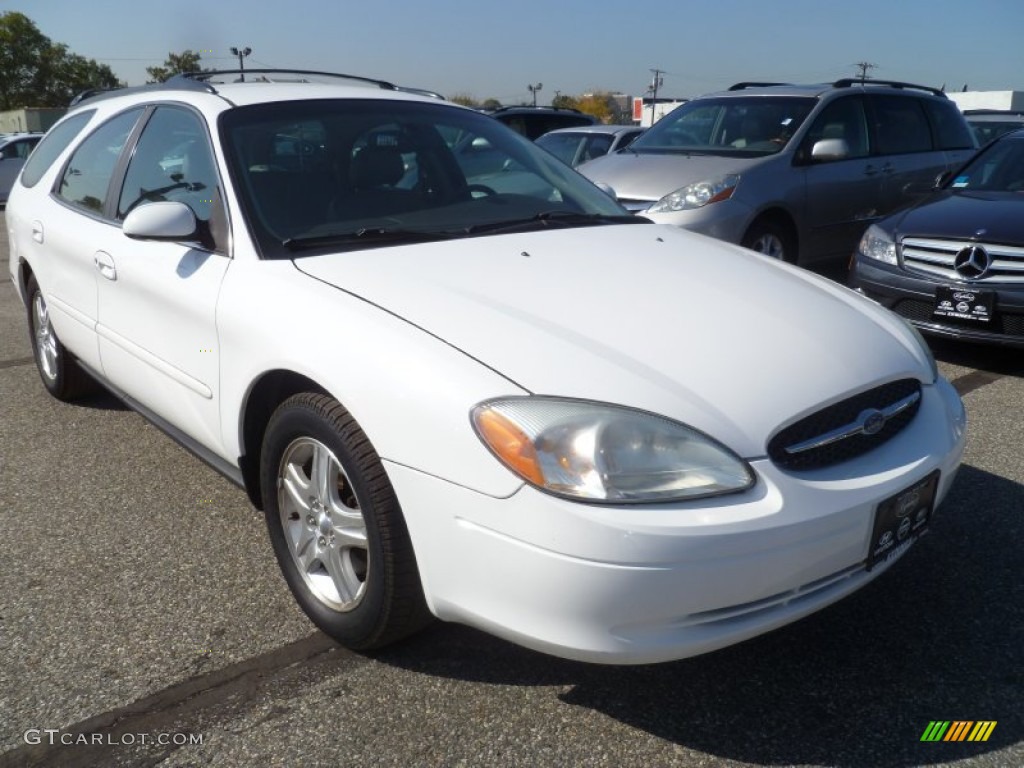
{"left": 25, "top": 275, "right": 95, "bottom": 401}
{"left": 260, "top": 393, "right": 431, "bottom": 650}
{"left": 742, "top": 220, "right": 796, "bottom": 263}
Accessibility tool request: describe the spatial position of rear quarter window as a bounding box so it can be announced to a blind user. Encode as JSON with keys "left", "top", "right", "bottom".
{"left": 20, "top": 111, "right": 95, "bottom": 188}
{"left": 922, "top": 99, "right": 975, "bottom": 150}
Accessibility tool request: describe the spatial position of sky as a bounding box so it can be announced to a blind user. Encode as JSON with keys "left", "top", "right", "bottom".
{"left": 4, "top": 0, "right": 1024, "bottom": 104}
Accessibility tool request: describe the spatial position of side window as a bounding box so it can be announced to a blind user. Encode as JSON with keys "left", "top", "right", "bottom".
{"left": 922, "top": 99, "right": 975, "bottom": 150}
{"left": 117, "top": 106, "right": 220, "bottom": 226}
{"left": 57, "top": 108, "right": 143, "bottom": 214}
{"left": 8, "top": 139, "right": 37, "bottom": 159}
{"left": 803, "top": 97, "right": 869, "bottom": 158}
{"left": 21, "top": 111, "right": 94, "bottom": 188}
{"left": 871, "top": 96, "right": 933, "bottom": 155}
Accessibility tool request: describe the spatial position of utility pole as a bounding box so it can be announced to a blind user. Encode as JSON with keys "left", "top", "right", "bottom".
{"left": 528, "top": 82, "right": 543, "bottom": 107}
{"left": 648, "top": 68, "right": 664, "bottom": 126}
{"left": 230, "top": 46, "right": 252, "bottom": 81}
{"left": 853, "top": 61, "right": 876, "bottom": 83}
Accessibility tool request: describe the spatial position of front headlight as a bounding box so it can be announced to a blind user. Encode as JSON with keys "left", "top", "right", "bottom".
{"left": 647, "top": 174, "right": 740, "bottom": 213}
{"left": 471, "top": 397, "right": 755, "bottom": 503}
{"left": 858, "top": 224, "right": 897, "bottom": 265}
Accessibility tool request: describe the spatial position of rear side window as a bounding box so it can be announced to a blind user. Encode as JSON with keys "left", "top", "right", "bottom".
{"left": 922, "top": 99, "right": 975, "bottom": 150}
{"left": 871, "top": 96, "right": 932, "bottom": 155}
{"left": 20, "top": 111, "right": 95, "bottom": 188}
{"left": 56, "top": 108, "right": 144, "bottom": 215}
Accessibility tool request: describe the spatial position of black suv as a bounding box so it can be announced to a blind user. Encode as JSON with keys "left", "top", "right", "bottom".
{"left": 485, "top": 106, "right": 598, "bottom": 141}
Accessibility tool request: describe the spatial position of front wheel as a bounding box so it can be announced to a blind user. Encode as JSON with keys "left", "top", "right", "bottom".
{"left": 742, "top": 220, "right": 797, "bottom": 264}
{"left": 260, "top": 393, "right": 431, "bottom": 650}
{"left": 25, "top": 275, "right": 95, "bottom": 401}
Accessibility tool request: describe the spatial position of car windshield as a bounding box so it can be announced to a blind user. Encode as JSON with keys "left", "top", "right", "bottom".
{"left": 630, "top": 96, "right": 816, "bottom": 156}
{"left": 535, "top": 132, "right": 584, "bottom": 165}
{"left": 968, "top": 119, "right": 1024, "bottom": 146}
{"left": 948, "top": 136, "right": 1024, "bottom": 192}
{"left": 220, "top": 99, "right": 635, "bottom": 258}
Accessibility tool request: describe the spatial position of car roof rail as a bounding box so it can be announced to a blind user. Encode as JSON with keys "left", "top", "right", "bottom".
{"left": 169, "top": 69, "right": 399, "bottom": 91}
{"left": 962, "top": 108, "right": 1024, "bottom": 116}
{"left": 832, "top": 78, "right": 947, "bottom": 98}
{"left": 487, "top": 105, "right": 585, "bottom": 114}
{"left": 727, "top": 82, "right": 791, "bottom": 91}
{"left": 69, "top": 76, "right": 217, "bottom": 106}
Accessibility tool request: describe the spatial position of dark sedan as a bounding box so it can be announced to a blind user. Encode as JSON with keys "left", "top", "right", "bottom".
{"left": 850, "top": 128, "right": 1024, "bottom": 346}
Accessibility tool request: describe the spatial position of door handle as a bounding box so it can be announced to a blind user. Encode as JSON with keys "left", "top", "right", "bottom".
{"left": 94, "top": 251, "right": 117, "bottom": 281}
{"left": 31, "top": 220, "right": 43, "bottom": 244}
{"left": 863, "top": 164, "right": 879, "bottom": 177}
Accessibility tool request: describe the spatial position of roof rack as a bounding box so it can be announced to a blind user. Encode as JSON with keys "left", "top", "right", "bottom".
{"left": 727, "top": 82, "right": 791, "bottom": 91}
{"left": 70, "top": 76, "right": 217, "bottom": 106}
{"left": 962, "top": 108, "right": 1024, "bottom": 116}
{"left": 832, "top": 78, "right": 946, "bottom": 98}
{"left": 486, "top": 105, "right": 585, "bottom": 114}
{"left": 171, "top": 69, "right": 398, "bottom": 90}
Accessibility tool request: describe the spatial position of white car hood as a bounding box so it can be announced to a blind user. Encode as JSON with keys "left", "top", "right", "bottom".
{"left": 579, "top": 151, "right": 756, "bottom": 202}
{"left": 295, "top": 225, "right": 928, "bottom": 458}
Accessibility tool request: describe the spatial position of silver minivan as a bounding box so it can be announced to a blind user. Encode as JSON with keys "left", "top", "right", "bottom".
{"left": 579, "top": 80, "right": 976, "bottom": 265}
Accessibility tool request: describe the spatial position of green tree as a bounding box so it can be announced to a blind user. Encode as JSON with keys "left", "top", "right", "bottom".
{"left": 481, "top": 98, "right": 502, "bottom": 110}
{"left": 551, "top": 94, "right": 579, "bottom": 110}
{"left": 449, "top": 93, "right": 480, "bottom": 108}
{"left": 146, "top": 50, "right": 206, "bottom": 83}
{"left": 0, "top": 11, "right": 120, "bottom": 109}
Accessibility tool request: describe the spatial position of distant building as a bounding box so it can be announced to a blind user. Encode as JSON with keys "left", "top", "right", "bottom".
{"left": 0, "top": 108, "right": 67, "bottom": 133}
{"left": 631, "top": 97, "right": 688, "bottom": 127}
{"left": 947, "top": 91, "right": 1024, "bottom": 112}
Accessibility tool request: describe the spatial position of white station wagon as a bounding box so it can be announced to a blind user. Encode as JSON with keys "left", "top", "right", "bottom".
{"left": 6, "top": 71, "right": 966, "bottom": 664}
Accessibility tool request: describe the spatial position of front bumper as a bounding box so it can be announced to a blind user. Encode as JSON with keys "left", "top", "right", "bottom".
{"left": 850, "top": 256, "right": 1024, "bottom": 347}
{"left": 387, "top": 377, "right": 966, "bottom": 664}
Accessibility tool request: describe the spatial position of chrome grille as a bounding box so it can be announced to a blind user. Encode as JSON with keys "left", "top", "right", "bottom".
{"left": 768, "top": 379, "right": 922, "bottom": 471}
{"left": 901, "top": 237, "right": 1024, "bottom": 284}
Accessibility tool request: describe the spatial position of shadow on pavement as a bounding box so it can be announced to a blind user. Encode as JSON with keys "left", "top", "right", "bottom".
{"left": 375, "top": 463, "right": 1021, "bottom": 767}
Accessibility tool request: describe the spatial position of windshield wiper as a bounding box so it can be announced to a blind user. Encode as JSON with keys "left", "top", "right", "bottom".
{"left": 283, "top": 227, "right": 455, "bottom": 251}
{"left": 461, "top": 211, "right": 647, "bottom": 235}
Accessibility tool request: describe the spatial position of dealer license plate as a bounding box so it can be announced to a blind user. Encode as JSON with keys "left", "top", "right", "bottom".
{"left": 933, "top": 286, "right": 994, "bottom": 324}
{"left": 867, "top": 470, "right": 940, "bottom": 570}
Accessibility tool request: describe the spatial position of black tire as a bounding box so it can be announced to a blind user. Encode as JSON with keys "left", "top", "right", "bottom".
{"left": 742, "top": 219, "right": 797, "bottom": 264}
{"left": 260, "top": 393, "right": 431, "bottom": 650}
{"left": 25, "top": 274, "right": 95, "bottom": 401}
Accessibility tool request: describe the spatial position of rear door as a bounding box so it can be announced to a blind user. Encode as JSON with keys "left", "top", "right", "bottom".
{"left": 867, "top": 94, "right": 950, "bottom": 215}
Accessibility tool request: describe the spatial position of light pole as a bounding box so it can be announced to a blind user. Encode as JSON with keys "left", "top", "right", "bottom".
{"left": 528, "top": 82, "right": 543, "bottom": 107}
{"left": 230, "top": 46, "right": 252, "bottom": 81}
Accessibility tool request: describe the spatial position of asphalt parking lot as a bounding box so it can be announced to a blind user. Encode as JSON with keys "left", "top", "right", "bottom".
{"left": 1, "top": 210, "right": 1021, "bottom": 768}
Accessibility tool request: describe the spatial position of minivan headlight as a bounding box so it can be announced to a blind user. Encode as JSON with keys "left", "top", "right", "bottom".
{"left": 647, "top": 174, "right": 740, "bottom": 213}
{"left": 472, "top": 397, "right": 754, "bottom": 503}
{"left": 858, "top": 224, "right": 897, "bottom": 265}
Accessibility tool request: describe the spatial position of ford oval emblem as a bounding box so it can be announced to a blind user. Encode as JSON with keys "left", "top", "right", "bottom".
{"left": 860, "top": 409, "right": 887, "bottom": 436}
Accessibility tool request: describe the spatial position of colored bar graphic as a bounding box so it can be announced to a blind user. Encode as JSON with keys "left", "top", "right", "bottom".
{"left": 920, "top": 721, "right": 996, "bottom": 742}
{"left": 921, "top": 721, "right": 950, "bottom": 741}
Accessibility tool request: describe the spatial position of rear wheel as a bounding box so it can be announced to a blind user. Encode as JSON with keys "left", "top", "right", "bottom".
{"left": 260, "top": 393, "right": 431, "bottom": 649}
{"left": 25, "top": 275, "right": 95, "bottom": 401}
{"left": 742, "top": 219, "right": 797, "bottom": 263}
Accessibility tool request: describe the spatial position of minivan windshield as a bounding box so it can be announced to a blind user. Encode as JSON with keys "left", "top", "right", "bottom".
{"left": 220, "top": 99, "right": 636, "bottom": 258}
{"left": 630, "top": 96, "right": 816, "bottom": 156}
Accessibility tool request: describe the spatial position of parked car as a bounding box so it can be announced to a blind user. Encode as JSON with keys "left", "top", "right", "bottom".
{"left": 0, "top": 132, "right": 42, "bottom": 204}
{"left": 962, "top": 109, "right": 1024, "bottom": 146}
{"left": 850, "top": 127, "right": 1024, "bottom": 346}
{"left": 579, "top": 79, "right": 976, "bottom": 265}
{"left": 484, "top": 105, "right": 597, "bottom": 140}
{"left": 536, "top": 124, "right": 645, "bottom": 168}
{"left": 7, "top": 70, "right": 966, "bottom": 664}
